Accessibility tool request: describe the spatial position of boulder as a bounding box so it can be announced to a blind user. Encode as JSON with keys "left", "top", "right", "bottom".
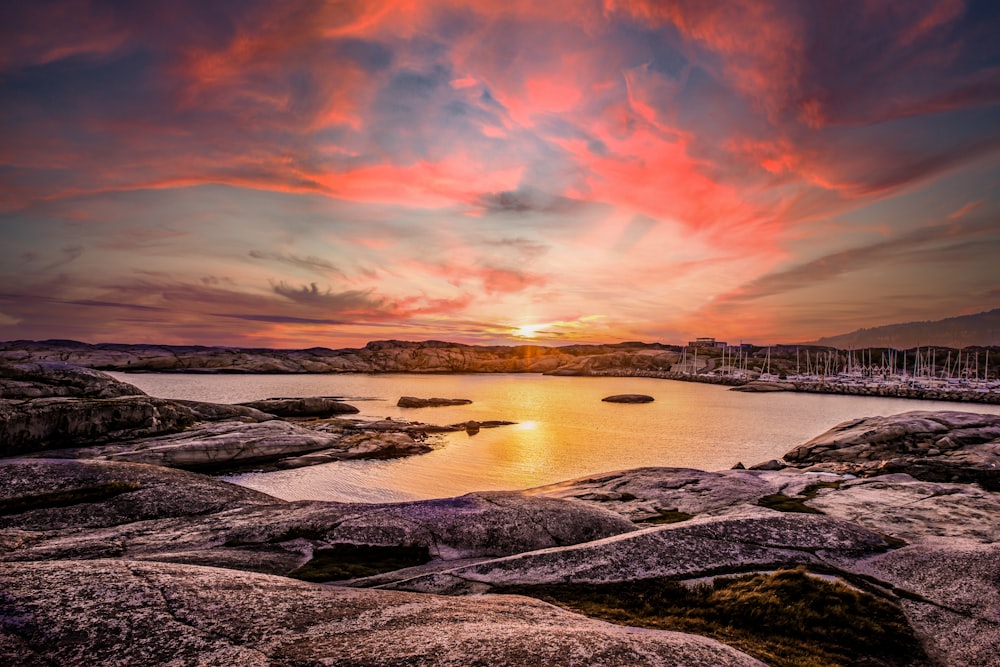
{"left": 601, "top": 394, "right": 654, "bottom": 403}
{"left": 0, "top": 560, "right": 766, "bottom": 667}
{"left": 397, "top": 396, "right": 473, "bottom": 408}
{"left": 782, "top": 411, "right": 1000, "bottom": 490}
{"left": 237, "top": 396, "right": 359, "bottom": 416}
{"left": 0, "top": 361, "right": 145, "bottom": 399}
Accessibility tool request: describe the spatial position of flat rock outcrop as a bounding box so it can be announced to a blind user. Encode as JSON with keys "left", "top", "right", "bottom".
{"left": 237, "top": 396, "right": 359, "bottom": 416}
{"left": 0, "top": 361, "right": 146, "bottom": 399}
{"left": 32, "top": 420, "right": 345, "bottom": 470}
{"left": 0, "top": 396, "right": 272, "bottom": 457}
{"left": 1, "top": 484, "right": 637, "bottom": 577}
{"left": 782, "top": 410, "right": 1000, "bottom": 490}
{"left": 601, "top": 393, "right": 654, "bottom": 403}
{"left": 528, "top": 467, "right": 777, "bottom": 521}
{"left": 0, "top": 559, "right": 765, "bottom": 667}
{"left": 858, "top": 542, "right": 1000, "bottom": 667}
{"left": 0, "top": 458, "right": 277, "bottom": 531}
{"left": 383, "top": 511, "right": 892, "bottom": 594}
{"left": 397, "top": 396, "right": 473, "bottom": 408}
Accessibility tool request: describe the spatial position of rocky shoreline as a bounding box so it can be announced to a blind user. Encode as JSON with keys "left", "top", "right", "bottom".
{"left": 2, "top": 364, "right": 999, "bottom": 665}
{"left": 733, "top": 378, "right": 1000, "bottom": 405}
{"left": 5, "top": 338, "right": 998, "bottom": 406}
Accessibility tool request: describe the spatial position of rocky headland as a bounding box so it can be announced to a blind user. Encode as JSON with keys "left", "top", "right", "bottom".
{"left": 0, "top": 338, "right": 681, "bottom": 375}
{"left": 5, "top": 339, "right": 998, "bottom": 406}
{"left": 1, "top": 364, "right": 999, "bottom": 665}
{"left": 0, "top": 362, "right": 508, "bottom": 472}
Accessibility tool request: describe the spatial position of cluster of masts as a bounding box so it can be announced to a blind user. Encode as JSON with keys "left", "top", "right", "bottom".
{"left": 678, "top": 345, "right": 996, "bottom": 386}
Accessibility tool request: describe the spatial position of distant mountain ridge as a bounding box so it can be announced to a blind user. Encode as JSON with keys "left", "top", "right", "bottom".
{"left": 812, "top": 309, "right": 1000, "bottom": 349}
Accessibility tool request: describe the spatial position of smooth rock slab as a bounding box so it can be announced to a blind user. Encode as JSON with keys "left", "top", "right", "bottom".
{"left": 806, "top": 474, "right": 1000, "bottom": 544}
{"left": 0, "top": 361, "right": 145, "bottom": 399}
{"left": 0, "top": 458, "right": 277, "bottom": 531}
{"left": 1, "top": 491, "right": 638, "bottom": 576}
{"left": 0, "top": 560, "right": 766, "bottom": 667}
{"left": 32, "top": 420, "right": 341, "bottom": 470}
{"left": 860, "top": 542, "right": 1000, "bottom": 667}
{"left": 384, "top": 510, "right": 891, "bottom": 594}
{"left": 602, "top": 394, "right": 654, "bottom": 403}
{"left": 528, "top": 467, "right": 780, "bottom": 521}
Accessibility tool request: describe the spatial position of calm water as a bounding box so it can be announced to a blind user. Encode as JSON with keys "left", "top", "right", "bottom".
{"left": 109, "top": 372, "right": 1000, "bottom": 503}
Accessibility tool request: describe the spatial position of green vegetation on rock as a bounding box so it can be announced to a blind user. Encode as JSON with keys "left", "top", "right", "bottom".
{"left": 504, "top": 568, "right": 927, "bottom": 667}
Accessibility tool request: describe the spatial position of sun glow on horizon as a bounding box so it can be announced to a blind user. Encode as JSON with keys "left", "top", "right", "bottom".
{"left": 514, "top": 324, "right": 544, "bottom": 339}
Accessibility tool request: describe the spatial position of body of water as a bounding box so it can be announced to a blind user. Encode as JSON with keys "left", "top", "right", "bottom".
{"left": 109, "top": 372, "right": 1000, "bottom": 503}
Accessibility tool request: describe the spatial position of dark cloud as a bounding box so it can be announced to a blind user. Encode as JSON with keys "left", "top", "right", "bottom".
{"left": 40, "top": 245, "right": 83, "bottom": 271}
{"left": 477, "top": 187, "right": 585, "bottom": 215}
{"left": 248, "top": 250, "right": 342, "bottom": 276}
{"left": 68, "top": 299, "right": 167, "bottom": 312}
{"left": 215, "top": 313, "right": 348, "bottom": 325}
{"left": 271, "top": 281, "right": 386, "bottom": 312}
{"left": 492, "top": 238, "right": 550, "bottom": 259}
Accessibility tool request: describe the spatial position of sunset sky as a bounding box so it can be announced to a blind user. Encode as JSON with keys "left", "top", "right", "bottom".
{"left": 2, "top": 1, "right": 999, "bottom": 348}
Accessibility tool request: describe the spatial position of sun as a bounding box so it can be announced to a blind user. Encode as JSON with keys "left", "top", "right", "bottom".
{"left": 514, "top": 324, "right": 543, "bottom": 339}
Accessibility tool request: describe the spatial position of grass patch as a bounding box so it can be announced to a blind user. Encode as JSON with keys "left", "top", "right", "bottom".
{"left": 0, "top": 481, "right": 141, "bottom": 516}
{"left": 503, "top": 568, "right": 926, "bottom": 667}
{"left": 288, "top": 543, "right": 431, "bottom": 582}
{"left": 758, "top": 480, "right": 842, "bottom": 514}
{"left": 637, "top": 509, "right": 694, "bottom": 524}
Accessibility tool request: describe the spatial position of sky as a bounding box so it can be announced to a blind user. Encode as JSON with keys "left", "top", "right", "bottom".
{"left": 1, "top": 0, "right": 999, "bottom": 348}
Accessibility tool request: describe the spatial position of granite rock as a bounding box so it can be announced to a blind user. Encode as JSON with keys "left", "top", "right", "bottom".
{"left": 383, "top": 511, "right": 892, "bottom": 594}
{"left": 0, "top": 559, "right": 766, "bottom": 667}
{"left": 0, "top": 361, "right": 145, "bottom": 399}
{"left": 0, "top": 396, "right": 272, "bottom": 457}
{"left": 397, "top": 396, "right": 473, "bottom": 408}
{"left": 601, "top": 394, "right": 654, "bottom": 403}
{"left": 782, "top": 411, "right": 1000, "bottom": 489}
{"left": 0, "top": 458, "right": 277, "bottom": 531}
{"left": 237, "top": 396, "right": 359, "bottom": 416}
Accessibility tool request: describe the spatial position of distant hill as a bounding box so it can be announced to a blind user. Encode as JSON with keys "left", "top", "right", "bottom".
{"left": 812, "top": 309, "right": 1000, "bottom": 349}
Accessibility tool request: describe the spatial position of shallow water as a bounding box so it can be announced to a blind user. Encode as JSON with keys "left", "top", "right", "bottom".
{"left": 110, "top": 372, "right": 1000, "bottom": 503}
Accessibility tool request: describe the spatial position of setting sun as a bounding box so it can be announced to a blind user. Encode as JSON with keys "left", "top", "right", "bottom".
{"left": 514, "top": 324, "right": 544, "bottom": 339}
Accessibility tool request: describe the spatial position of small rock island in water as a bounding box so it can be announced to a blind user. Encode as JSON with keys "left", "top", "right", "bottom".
{"left": 1, "top": 359, "right": 999, "bottom": 666}
{"left": 602, "top": 393, "right": 655, "bottom": 403}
